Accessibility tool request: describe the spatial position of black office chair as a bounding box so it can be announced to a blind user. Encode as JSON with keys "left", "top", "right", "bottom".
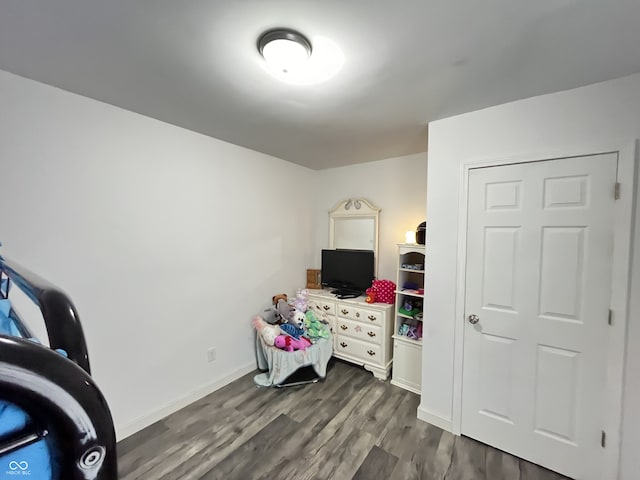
{"left": 0, "top": 253, "right": 117, "bottom": 480}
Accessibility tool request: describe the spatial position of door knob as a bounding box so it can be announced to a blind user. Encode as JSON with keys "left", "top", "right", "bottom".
{"left": 468, "top": 314, "right": 480, "bottom": 325}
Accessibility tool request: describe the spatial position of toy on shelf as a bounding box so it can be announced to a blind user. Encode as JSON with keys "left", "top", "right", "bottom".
{"left": 401, "top": 281, "right": 424, "bottom": 296}
{"left": 407, "top": 322, "right": 423, "bottom": 340}
{"left": 401, "top": 263, "right": 424, "bottom": 271}
{"left": 398, "top": 296, "right": 423, "bottom": 317}
{"left": 398, "top": 319, "right": 423, "bottom": 341}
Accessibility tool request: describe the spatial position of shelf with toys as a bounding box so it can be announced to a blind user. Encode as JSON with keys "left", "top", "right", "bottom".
{"left": 394, "top": 294, "right": 423, "bottom": 343}
{"left": 391, "top": 243, "right": 425, "bottom": 394}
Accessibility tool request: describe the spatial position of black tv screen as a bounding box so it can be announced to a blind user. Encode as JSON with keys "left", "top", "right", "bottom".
{"left": 321, "top": 249, "right": 374, "bottom": 295}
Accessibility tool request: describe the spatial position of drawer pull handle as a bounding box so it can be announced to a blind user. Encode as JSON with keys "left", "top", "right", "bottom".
{"left": 340, "top": 325, "right": 348, "bottom": 330}
{"left": 367, "top": 350, "right": 376, "bottom": 356}
{"left": 323, "top": 305, "right": 330, "bottom": 311}
{"left": 356, "top": 312, "right": 360, "bottom": 318}
{"left": 368, "top": 315, "right": 376, "bottom": 321}
{"left": 341, "top": 309, "right": 349, "bottom": 315}
{"left": 367, "top": 331, "right": 376, "bottom": 337}
{"left": 340, "top": 342, "right": 348, "bottom": 348}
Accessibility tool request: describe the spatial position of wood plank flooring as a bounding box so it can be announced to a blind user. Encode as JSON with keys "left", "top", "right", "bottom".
{"left": 117, "top": 359, "right": 570, "bottom": 480}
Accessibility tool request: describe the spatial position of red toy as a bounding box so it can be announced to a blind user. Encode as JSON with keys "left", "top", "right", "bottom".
{"left": 365, "top": 287, "right": 376, "bottom": 304}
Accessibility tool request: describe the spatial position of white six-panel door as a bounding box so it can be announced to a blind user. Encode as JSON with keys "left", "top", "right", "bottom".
{"left": 461, "top": 154, "right": 617, "bottom": 479}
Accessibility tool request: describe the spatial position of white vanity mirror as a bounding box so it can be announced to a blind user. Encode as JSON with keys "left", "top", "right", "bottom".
{"left": 329, "top": 198, "right": 380, "bottom": 273}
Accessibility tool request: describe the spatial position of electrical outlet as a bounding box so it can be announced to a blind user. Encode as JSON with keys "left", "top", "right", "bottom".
{"left": 207, "top": 347, "right": 216, "bottom": 363}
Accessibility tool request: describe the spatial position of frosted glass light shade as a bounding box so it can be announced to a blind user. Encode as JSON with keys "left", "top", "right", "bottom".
{"left": 405, "top": 231, "right": 416, "bottom": 244}
{"left": 257, "top": 29, "right": 343, "bottom": 85}
{"left": 258, "top": 29, "right": 312, "bottom": 75}
{"left": 262, "top": 38, "right": 310, "bottom": 73}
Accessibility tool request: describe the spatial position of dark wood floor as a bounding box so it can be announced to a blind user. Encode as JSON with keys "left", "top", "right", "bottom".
{"left": 117, "top": 359, "right": 570, "bottom": 480}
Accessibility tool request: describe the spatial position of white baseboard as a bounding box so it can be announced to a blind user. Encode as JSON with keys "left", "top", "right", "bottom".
{"left": 116, "top": 362, "right": 256, "bottom": 441}
{"left": 417, "top": 404, "right": 453, "bottom": 433}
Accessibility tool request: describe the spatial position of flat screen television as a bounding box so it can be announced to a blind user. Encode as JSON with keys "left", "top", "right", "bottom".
{"left": 321, "top": 249, "right": 374, "bottom": 296}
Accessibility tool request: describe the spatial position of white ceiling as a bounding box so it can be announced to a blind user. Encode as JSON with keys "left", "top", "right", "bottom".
{"left": 2, "top": 0, "right": 640, "bottom": 169}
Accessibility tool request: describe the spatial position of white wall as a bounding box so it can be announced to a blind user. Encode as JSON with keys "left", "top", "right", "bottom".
{"left": 422, "top": 72, "right": 640, "bottom": 479}
{"left": 312, "top": 153, "right": 428, "bottom": 283}
{"left": 0, "top": 69, "right": 316, "bottom": 439}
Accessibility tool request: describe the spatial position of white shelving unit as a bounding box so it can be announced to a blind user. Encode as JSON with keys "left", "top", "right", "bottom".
{"left": 391, "top": 243, "right": 425, "bottom": 394}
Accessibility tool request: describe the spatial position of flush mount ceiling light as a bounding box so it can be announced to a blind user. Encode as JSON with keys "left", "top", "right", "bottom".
{"left": 258, "top": 29, "right": 312, "bottom": 74}
{"left": 257, "top": 28, "right": 344, "bottom": 85}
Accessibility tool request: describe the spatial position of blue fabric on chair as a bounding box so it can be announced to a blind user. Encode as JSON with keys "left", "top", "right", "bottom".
{"left": 0, "top": 298, "right": 9, "bottom": 316}
{"left": 0, "top": 299, "right": 21, "bottom": 337}
{"left": 0, "top": 442, "right": 52, "bottom": 478}
{"left": 0, "top": 402, "right": 55, "bottom": 480}
{"left": 0, "top": 402, "right": 28, "bottom": 437}
{"left": 0, "top": 403, "right": 54, "bottom": 479}
{"left": 1, "top": 299, "right": 56, "bottom": 480}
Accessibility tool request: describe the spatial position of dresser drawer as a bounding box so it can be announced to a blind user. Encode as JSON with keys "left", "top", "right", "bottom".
{"left": 325, "top": 315, "right": 336, "bottom": 338}
{"left": 309, "top": 298, "right": 336, "bottom": 316}
{"left": 336, "top": 318, "right": 382, "bottom": 345}
{"left": 336, "top": 336, "right": 382, "bottom": 365}
{"left": 337, "top": 305, "right": 383, "bottom": 326}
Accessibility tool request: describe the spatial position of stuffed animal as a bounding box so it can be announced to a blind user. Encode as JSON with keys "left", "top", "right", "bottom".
{"left": 288, "top": 309, "right": 306, "bottom": 329}
{"left": 293, "top": 288, "right": 308, "bottom": 313}
{"left": 275, "top": 298, "right": 294, "bottom": 324}
{"left": 260, "top": 307, "right": 279, "bottom": 325}
{"left": 305, "top": 310, "right": 329, "bottom": 340}
{"left": 280, "top": 323, "right": 305, "bottom": 339}
{"left": 365, "top": 287, "right": 376, "bottom": 304}
{"left": 252, "top": 315, "right": 282, "bottom": 346}
{"left": 274, "top": 334, "right": 312, "bottom": 352}
{"left": 272, "top": 293, "right": 288, "bottom": 306}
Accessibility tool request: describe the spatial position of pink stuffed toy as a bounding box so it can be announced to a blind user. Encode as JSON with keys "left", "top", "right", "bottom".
{"left": 274, "top": 335, "right": 311, "bottom": 352}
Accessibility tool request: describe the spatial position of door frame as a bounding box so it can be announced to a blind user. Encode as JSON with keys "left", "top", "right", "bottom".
{"left": 450, "top": 140, "right": 637, "bottom": 479}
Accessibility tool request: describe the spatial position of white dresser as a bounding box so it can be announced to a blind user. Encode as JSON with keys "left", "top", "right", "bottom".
{"left": 307, "top": 289, "right": 393, "bottom": 380}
